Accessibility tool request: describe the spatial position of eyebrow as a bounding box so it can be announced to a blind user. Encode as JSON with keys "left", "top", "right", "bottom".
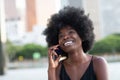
{"left": 59, "top": 28, "right": 74, "bottom": 35}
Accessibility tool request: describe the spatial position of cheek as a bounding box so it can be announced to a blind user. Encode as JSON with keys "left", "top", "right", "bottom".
{"left": 75, "top": 35, "right": 82, "bottom": 43}
{"left": 58, "top": 39, "right": 64, "bottom": 47}
{"left": 58, "top": 36, "right": 63, "bottom": 42}
{"left": 58, "top": 39, "right": 62, "bottom": 44}
{"left": 78, "top": 38, "right": 82, "bottom": 45}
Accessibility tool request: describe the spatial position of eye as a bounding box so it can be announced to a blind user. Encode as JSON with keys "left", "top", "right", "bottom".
{"left": 68, "top": 30, "right": 76, "bottom": 34}
{"left": 59, "top": 34, "right": 64, "bottom": 39}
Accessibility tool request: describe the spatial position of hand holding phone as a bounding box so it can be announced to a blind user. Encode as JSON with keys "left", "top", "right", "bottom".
{"left": 55, "top": 46, "right": 67, "bottom": 56}
{"left": 55, "top": 46, "right": 64, "bottom": 56}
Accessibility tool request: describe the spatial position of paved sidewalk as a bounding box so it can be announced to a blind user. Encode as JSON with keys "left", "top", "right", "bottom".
{"left": 0, "top": 57, "right": 120, "bottom": 80}
{"left": 8, "top": 57, "right": 48, "bottom": 69}
{"left": 0, "top": 67, "right": 48, "bottom": 80}
{"left": 0, "top": 57, "right": 48, "bottom": 80}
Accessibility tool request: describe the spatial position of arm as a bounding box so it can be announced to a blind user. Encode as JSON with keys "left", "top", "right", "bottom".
{"left": 93, "top": 56, "right": 109, "bottom": 80}
{"left": 48, "top": 45, "right": 61, "bottom": 80}
{"left": 48, "top": 68, "right": 56, "bottom": 80}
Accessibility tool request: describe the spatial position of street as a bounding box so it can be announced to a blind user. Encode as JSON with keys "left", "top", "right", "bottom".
{"left": 0, "top": 62, "right": 120, "bottom": 80}
{"left": 0, "top": 67, "right": 48, "bottom": 80}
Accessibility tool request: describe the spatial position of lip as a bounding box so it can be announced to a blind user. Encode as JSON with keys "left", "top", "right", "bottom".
{"left": 63, "top": 40, "right": 74, "bottom": 46}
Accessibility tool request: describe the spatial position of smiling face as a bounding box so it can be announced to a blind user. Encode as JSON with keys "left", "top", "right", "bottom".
{"left": 58, "top": 26, "right": 83, "bottom": 53}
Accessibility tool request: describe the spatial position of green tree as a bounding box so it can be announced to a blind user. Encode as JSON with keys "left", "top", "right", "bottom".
{"left": 90, "top": 33, "right": 120, "bottom": 55}
{"left": 6, "top": 40, "right": 22, "bottom": 61}
{"left": 15, "top": 44, "right": 47, "bottom": 59}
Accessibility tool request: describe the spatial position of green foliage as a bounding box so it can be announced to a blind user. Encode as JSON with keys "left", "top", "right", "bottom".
{"left": 6, "top": 41, "right": 22, "bottom": 61}
{"left": 15, "top": 44, "right": 48, "bottom": 59}
{"left": 90, "top": 33, "right": 120, "bottom": 55}
{"left": 6, "top": 41, "right": 48, "bottom": 60}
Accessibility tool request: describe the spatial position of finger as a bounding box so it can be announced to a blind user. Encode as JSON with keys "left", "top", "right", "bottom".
{"left": 48, "top": 45, "right": 60, "bottom": 61}
{"left": 56, "top": 55, "right": 61, "bottom": 62}
{"left": 48, "top": 47, "right": 55, "bottom": 57}
{"left": 48, "top": 49, "right": 58, "bottom": 62}
{"left": 48, "top": 47, "right": 58, "bottom": 57}
{"left": 49, "top": 45, "right": 59, "bottom": 51}
{"left": 48, "top": 50, "right": 54, "bottom": 62}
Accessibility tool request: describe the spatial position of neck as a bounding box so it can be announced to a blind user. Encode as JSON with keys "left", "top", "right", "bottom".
{"left": 66, "top": 49, "right": 88, "bottom": 64}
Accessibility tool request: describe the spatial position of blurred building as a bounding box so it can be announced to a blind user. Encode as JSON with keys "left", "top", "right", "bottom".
{"left": 4, "top": 0, "right": 58, "bottom": 46}
{"left": 26, "top": 0, "right": 36, "bottom": 32}
{"left": 4, "top": 0, "right": 120, "bottom": 46}
{"left": 100, "top": 0, "right": 120, "bottom": 37}
{"left": 4, "top": 0, "right": 26, "bottom": 44}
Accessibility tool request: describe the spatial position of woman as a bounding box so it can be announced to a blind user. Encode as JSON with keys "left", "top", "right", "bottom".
{"left": 43, "top": 6, "right": 109, "bottom": 80}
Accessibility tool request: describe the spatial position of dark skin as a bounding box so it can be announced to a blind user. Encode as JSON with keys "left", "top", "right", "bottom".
{"left": 48, "top": 26, "right": 109, "bottom": 80}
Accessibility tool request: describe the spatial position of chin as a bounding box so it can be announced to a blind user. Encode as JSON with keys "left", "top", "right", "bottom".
{"left": 64, "top": 45, "right": 75, "bottom": 52}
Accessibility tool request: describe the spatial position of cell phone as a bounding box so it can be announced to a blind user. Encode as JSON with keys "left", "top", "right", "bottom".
{"left": 55, "top": 46, "right": 66, "bottom": 56}
{"left": 53, "top": 46, "right": 67, "bottom": 61}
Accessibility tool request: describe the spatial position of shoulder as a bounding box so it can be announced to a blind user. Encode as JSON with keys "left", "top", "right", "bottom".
{"left": 92, "top": 55, "right": 108, "bottom": 70}
{"left": 92, "top": 56, "right": 108, "bottom": 66}
{"left": 92, "top": 55, "right": 109, "bottom": 80}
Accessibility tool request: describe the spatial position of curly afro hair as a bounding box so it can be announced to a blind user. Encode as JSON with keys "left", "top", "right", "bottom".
{"left": 43, "top": 6, "right": 95, "bottom": 53}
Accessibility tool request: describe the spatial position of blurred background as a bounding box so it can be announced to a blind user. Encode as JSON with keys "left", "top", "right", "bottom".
{"left": 0, "top": 0, "right": 120, "bottom": 80}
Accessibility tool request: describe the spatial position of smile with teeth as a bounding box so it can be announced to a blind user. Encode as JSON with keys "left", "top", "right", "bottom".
{"left": 64, "top": 41, "right": 73, "bottom": 46}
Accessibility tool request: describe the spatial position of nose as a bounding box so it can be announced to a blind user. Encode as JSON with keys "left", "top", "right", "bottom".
{"left": 63, "top": 33, "right": 70, "bottom": 40}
